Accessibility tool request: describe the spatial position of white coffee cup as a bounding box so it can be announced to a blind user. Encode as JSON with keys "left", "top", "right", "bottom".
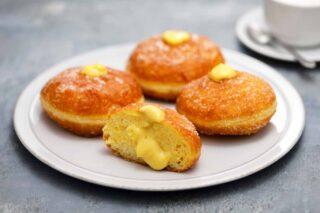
{"left": 264, "top": 0, "right": 320, "bottom": 47}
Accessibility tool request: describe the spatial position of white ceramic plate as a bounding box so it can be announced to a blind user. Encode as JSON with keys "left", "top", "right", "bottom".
{"left": 236, "top": 7, "right": 320, "bottom": 62}
{"left": 14, "top": 43, "right": 305, "bottom": 191}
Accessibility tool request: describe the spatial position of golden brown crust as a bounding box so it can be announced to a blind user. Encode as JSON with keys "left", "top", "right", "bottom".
{"left": 189, "top": 104, "right": 276, "bottom": 135}
{"left": 41, "top": 67, "right": 143, "bottom": 116}
{"left": 40, "top": 67, "right": 143, "bottom": 136}
{"left": 162, "top": 107, "right": 201, "bottom": 172}
{"left": 176, "top": 71, "right": 277, "bottom": 135}
{"left": 104, "top": 103, "right": 201, "bottom": 172}
{"left": 128, "top": 34, "right": 224, "bottom": 83}
{"left": 127, "top": 34, "right": 224, "bottom": 100}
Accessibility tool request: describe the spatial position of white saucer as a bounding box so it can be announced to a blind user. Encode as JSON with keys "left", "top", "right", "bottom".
{"left": 14, "top": 43, "right": 305, "bottom": 191}
{"left": 236, "top": 7, "right": 320, "bottom": 62}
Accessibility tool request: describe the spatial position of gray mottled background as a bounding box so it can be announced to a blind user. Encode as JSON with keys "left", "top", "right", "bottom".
{"left": 1, "top": 0, "right": 319, "bottom": 212}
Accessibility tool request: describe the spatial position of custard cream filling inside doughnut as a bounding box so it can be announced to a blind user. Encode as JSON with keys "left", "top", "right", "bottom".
{"left": 107, "top": 105, "right": 171, "bottom": 170}
{"left": 184, "top": 101, "right": 277, "bottom": 128}
{"left": 139, "top": 105, "right": 165, "bottom": 123}
{"left": 103, "top": 105, "right": 198, "bottom": 172}
{"left": 40, "top": 97, "right": 144, "bottom": 125}
{"left": 128, "top": 105, "right": 170, "bottom": 170}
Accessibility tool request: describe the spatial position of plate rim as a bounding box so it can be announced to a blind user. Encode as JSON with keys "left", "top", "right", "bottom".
{"left": 14, "top": 43, "right": 305, "bottom": 191}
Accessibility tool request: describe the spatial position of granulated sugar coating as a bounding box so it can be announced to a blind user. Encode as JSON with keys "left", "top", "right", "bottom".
{"left": 41, "top": 67, "right": 143, "bottom": 115}
{"left": 127, "top": 33, "right": 225, "bottom": 101}
{"left": 176, "top": 71, "right": 277, "bottom": 135}
{"left": 128, "top": 34, "right": 224, "bottom": 83}
{"left": 39, "top": 66, "right": 144, "bottom": 136}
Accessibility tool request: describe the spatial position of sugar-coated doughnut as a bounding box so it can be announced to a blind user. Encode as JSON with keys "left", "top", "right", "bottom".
{"left": 176, "top": 64, "right": 277, "bottom": 135}
{"left": 127, "top": 31, "right": 224, "bottom": 101}
{"left": 102, "top": 103, "right": 201, "bottom": 172}
{"left": 40, "top": 65, "right": 143, "bottom": 137}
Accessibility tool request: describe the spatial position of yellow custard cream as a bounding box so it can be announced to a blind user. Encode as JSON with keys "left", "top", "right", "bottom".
{"left": 136, "top": 136, "right": 170, "bottom": 170}
{"left": 138, "top": 105, "right": 165, "bottom": 123}
{"left": 209, "top": 64, "right": 237, "bottom": 81}
{"left": 128, "top": 105, "right": 170, "bottom": 170}
{"left": 80, "top": 64, "right": 108, "bottom": 77}
{"left": 162, "top": 30, "right": 191, "bottom": 45}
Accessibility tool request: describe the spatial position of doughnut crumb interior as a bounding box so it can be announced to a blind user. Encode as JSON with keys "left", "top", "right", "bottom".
{"left": 103, "top": 103, "right": 201, "bottom": 172}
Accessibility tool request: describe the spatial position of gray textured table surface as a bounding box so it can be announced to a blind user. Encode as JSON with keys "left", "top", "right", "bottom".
{"left": 1, "top": 0, "right": 319, "bottom": 212}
